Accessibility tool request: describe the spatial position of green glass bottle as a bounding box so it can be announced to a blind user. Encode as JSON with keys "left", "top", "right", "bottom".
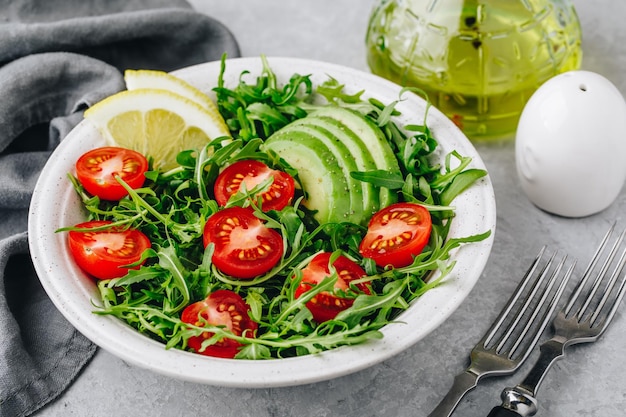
{"left": 365, "top": 0, "right": 582, "bottom": 140}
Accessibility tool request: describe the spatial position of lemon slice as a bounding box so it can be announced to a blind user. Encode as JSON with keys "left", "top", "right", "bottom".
{"left": 84, "top": 88, "right": 231, "bottom": 170}
{"left": 123, "top": 69, "right": 230, "bottom": 149}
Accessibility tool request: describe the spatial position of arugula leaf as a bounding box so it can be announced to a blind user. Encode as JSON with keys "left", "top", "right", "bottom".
{"left": 440, "top": 168, "right": 488, "bottom": 207}
{"left": 214, "top": 54, "right": 313, "bottom": 141}
{"left": 350, "top": 169, "right": 405, "bottom": 190}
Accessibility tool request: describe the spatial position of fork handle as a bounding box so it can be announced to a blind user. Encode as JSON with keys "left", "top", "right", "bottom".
{"left": 486, "top": 340, "right": 566, "bottom": 417}
{"left": 486, "top": 406, "right": 528, "bottom": 417}
{"left": 427, "top": 370, "right": 479, "bottom": 417}
{"left": 486, "top": 387, "right": 538, "bottom": 417}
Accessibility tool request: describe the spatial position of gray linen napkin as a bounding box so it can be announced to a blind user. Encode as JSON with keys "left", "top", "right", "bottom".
{"left": 0, "top": 1, "right": 240, "bottom": 416}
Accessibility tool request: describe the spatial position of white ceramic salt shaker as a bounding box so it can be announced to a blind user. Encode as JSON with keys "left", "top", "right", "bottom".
{"left": 515, "top": 71, "right": 626, "bottom": 217}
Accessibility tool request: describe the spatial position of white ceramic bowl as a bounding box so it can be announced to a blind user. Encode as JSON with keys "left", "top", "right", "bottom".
{"left": 28, "top": 57, "right": 496, "bottom": 387}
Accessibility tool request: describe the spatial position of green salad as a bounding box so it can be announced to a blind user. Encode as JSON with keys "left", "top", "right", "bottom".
{"left": 61, "top": 55, "right": 491, "bottom": 360}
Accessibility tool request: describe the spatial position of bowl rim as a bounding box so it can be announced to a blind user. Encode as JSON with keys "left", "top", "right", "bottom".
{"left": 28, "top": 56, "right": 496, "bottom": 387}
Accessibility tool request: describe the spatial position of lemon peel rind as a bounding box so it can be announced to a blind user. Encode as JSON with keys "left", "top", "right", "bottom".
{"left": 124, "top": 69, "right": 219, "bottom": 112}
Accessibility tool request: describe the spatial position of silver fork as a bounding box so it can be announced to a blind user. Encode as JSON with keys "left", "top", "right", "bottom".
{"left": 487, "top": 224, "right": 626, "bottom": 417}
{"left": 428, "top": 248, "right": 576, "bottom": 417}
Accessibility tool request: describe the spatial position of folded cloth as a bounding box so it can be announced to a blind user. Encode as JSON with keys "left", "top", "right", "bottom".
{"left": 0, "top": 7, "right": 240, "bottom": 71}
{"left": 0, "top": 1, "right": 240, "bottom": 416}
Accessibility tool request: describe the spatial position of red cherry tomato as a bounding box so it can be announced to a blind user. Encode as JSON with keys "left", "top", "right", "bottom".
{"left": 294, "top": 252, "right": 370, "bottom": 323}
{"left": 76, "top": 146, "right": 148, "bottom": 201}
{"left": 359, "top": 202, "right": 432, "bottom": 268}
{"left": 214, "top": 160, "right": 295, "bottom": 211}
{"left": 181, "top": 290, "right": 257, "bottom": 359}
{"left": 67, "top": 220, "right": 151, "bottom": 280}
{"left": 203, "top": 207, "right": 283, "bottom": 279}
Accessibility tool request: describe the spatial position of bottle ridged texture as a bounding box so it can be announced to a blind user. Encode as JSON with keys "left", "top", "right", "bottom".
{"left": 366, "top": 0, "right": 582, "bottom": 139}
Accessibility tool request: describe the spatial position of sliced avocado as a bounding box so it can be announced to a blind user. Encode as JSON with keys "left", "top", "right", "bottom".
{"left": 275, "top": 122, "right": 365, "bottom": 223}
{"left": 308, "top": 107, "right": 399, "bottom": 208}
{"left": 261, "top": 105, "right": 401, "bottom": 226}
{"left": 295, "top": 116, "right": 380, "bottom": 221}
{"left": 262, "top": 130, "right": 352, "bottom": 224}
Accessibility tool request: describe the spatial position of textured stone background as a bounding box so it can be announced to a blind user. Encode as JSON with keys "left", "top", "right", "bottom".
{"left": 33, "top": 1, "right": 626, "bottom": 416}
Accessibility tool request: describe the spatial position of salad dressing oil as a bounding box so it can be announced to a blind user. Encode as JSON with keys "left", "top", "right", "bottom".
{"left": 365, "top": 0, "right": 582, "bottom": 139}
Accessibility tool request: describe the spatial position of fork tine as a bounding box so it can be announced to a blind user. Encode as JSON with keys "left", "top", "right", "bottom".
{"left": 589, "top": 227, "right": 626, "bottom": 327}
{"left": 481, "top": 246, "right": 548, "bottom": 348}
{"left": 507, "top": 255, "right": 574, "bottom": 358}
{"left": 564, "top": 223, "right": 616, "bottom": 317}
{"left": 564, "top": 224, "right": 626, "bottom": 328}
{"left": 494, "top": 251, "right": 557, "bottom": 351}
{"left": 482, "top": 248, "right": 574, "bottom": 361}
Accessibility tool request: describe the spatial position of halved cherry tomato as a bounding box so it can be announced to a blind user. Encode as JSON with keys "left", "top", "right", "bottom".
{"left": 67, "top": 220, "right": 151, "bottom": 280}
{"left": 181, "top": 290, "right": 257, "bottom": 359}
{"left": 359, "top": 202, "right": 432, "bottom": 268}
{"left": 294, "top": 252, "right": 370, "bottom": 323}
{"left": 203, "top": 207, "right": 283, "bottom": 279}
{"left": 76, "top": 146, "right": 148, "bottom": 201}
{"left": 214, "top": 160, "right": 295, "bottom": 211}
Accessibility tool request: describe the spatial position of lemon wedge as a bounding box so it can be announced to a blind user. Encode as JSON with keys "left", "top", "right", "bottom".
{"left": 124, "top": 69, "right": 221, "bottom": 113}
{"left": 84, "top": 88, "right": 231, "bottom": 170}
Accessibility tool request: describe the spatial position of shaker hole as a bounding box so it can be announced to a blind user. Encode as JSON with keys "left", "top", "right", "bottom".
{"left": 465, "top": 16, "right": 477, "bottom": 27}
{"left": 579, "top": 84, "right": 587, "bottom": 92}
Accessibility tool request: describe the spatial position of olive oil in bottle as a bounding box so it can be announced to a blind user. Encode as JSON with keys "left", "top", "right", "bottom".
{"left": 366, "top": 0, "right": 582, "bottom": 140}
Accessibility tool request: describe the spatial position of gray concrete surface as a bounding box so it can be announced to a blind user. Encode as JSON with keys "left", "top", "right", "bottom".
{"left": 34, "top": 1, "right": 626, "bottom": 416}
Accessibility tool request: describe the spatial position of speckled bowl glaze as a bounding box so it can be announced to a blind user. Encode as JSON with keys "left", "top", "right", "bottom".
{"left": 28, "top": 57, "right": 496, "bottom": 387}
